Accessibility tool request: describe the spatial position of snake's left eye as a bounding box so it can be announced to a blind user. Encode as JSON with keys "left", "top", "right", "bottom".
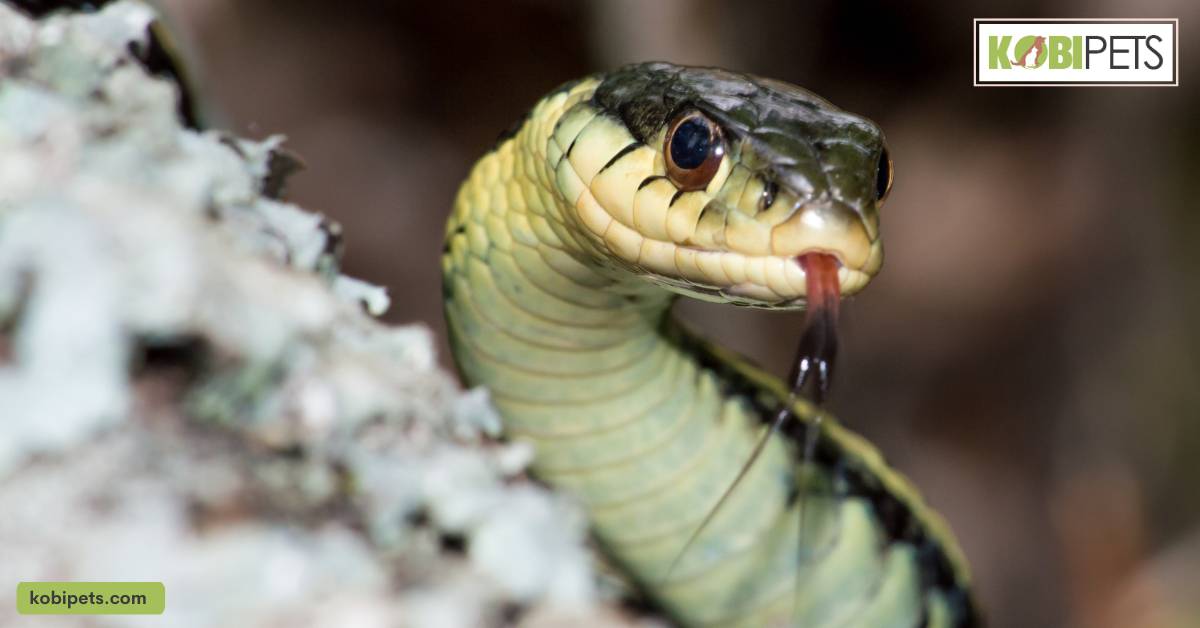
{"left": 665, "top": 111, "right": 724, "bottom": 191}
{"left": 874, "top": 146, "right": 893, "bottom": 204}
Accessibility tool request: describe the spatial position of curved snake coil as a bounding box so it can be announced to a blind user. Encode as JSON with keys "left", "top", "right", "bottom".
{"left": 442, "top": 62, "right": 978, "bottom": 627}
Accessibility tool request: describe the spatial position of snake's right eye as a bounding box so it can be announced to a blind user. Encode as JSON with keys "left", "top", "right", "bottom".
{"left": 665, "top": 111, "right": 724, "bottom": 191}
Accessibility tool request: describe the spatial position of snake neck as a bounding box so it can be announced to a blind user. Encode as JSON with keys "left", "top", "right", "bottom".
{"left": 443, "top": 76, "right": 676, "bottom": 356}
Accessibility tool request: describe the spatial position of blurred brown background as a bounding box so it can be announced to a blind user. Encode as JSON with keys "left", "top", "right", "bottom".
{"left": 154, "top": 1, "right": 1200, "bottom": 626}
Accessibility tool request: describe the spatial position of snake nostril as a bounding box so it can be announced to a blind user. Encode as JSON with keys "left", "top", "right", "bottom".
{"left": 758, "top": 180, "right": 778, "bottom": 212}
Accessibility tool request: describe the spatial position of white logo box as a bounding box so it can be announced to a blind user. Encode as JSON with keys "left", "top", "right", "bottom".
{"left": 974, "top": 19, "right": 1178, "bottom": 86}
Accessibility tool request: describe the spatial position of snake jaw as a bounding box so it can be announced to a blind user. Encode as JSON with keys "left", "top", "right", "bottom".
{"left": 655, "top": 245, "right": 875, "bottom": 311}
{"left": 629, "top": 192, "right": 879, "bottom": 308}
{"left": 693, "top": 190, "right": 879, "bottom": 306}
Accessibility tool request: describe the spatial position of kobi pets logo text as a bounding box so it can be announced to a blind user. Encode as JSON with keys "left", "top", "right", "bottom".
{"left": 974, "top": 19, "right": 1178, "bottom": 86}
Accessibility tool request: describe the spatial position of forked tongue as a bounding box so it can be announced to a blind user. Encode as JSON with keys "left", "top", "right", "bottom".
{"left": 661, "top": 252, "right": 844, "bottom": 585}
{"left": 789, "top": 253, "right": 841, "bottom": 404}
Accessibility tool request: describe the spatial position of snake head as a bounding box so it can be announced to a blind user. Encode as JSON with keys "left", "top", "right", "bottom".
{"left": 548, "top": 62, "right": 890, "bottom": 310}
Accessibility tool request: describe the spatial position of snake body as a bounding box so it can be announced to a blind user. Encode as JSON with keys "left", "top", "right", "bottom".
{"left": 442, "top": 63, "right": 977, "bottom": 627}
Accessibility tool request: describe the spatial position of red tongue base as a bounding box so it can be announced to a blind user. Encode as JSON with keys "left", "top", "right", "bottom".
{"left": 798, "top": 253, "right": 841, "bottom": 316}
{"left": 790, "top": 253, "right": 842, "bottom": 404}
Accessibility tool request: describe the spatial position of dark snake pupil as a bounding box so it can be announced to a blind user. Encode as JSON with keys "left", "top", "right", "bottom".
{"left": 670, "top": 118, "right": 711, "bottom": 169}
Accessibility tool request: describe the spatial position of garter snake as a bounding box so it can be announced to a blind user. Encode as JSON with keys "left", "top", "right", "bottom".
{"left": 442, "top": 62, "right": 978, "bottom": 627}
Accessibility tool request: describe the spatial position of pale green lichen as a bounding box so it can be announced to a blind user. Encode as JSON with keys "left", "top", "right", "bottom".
{"left": 0, "top": 3, "right": 658, "bottom": 626}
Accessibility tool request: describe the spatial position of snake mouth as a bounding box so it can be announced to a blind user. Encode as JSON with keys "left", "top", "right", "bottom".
{"left": 701, "top": 245, "right": 876, "bottom": 308}
{"left": 626, "top": 198, "right": 882, "bottom": 308}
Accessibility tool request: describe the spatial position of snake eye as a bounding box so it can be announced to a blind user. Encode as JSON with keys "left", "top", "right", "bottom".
{"left": 874, "top": 146, "right": 893, "bottom": 204}
{"left": 665, "top": 111, "right": 724, "bottom": 191}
